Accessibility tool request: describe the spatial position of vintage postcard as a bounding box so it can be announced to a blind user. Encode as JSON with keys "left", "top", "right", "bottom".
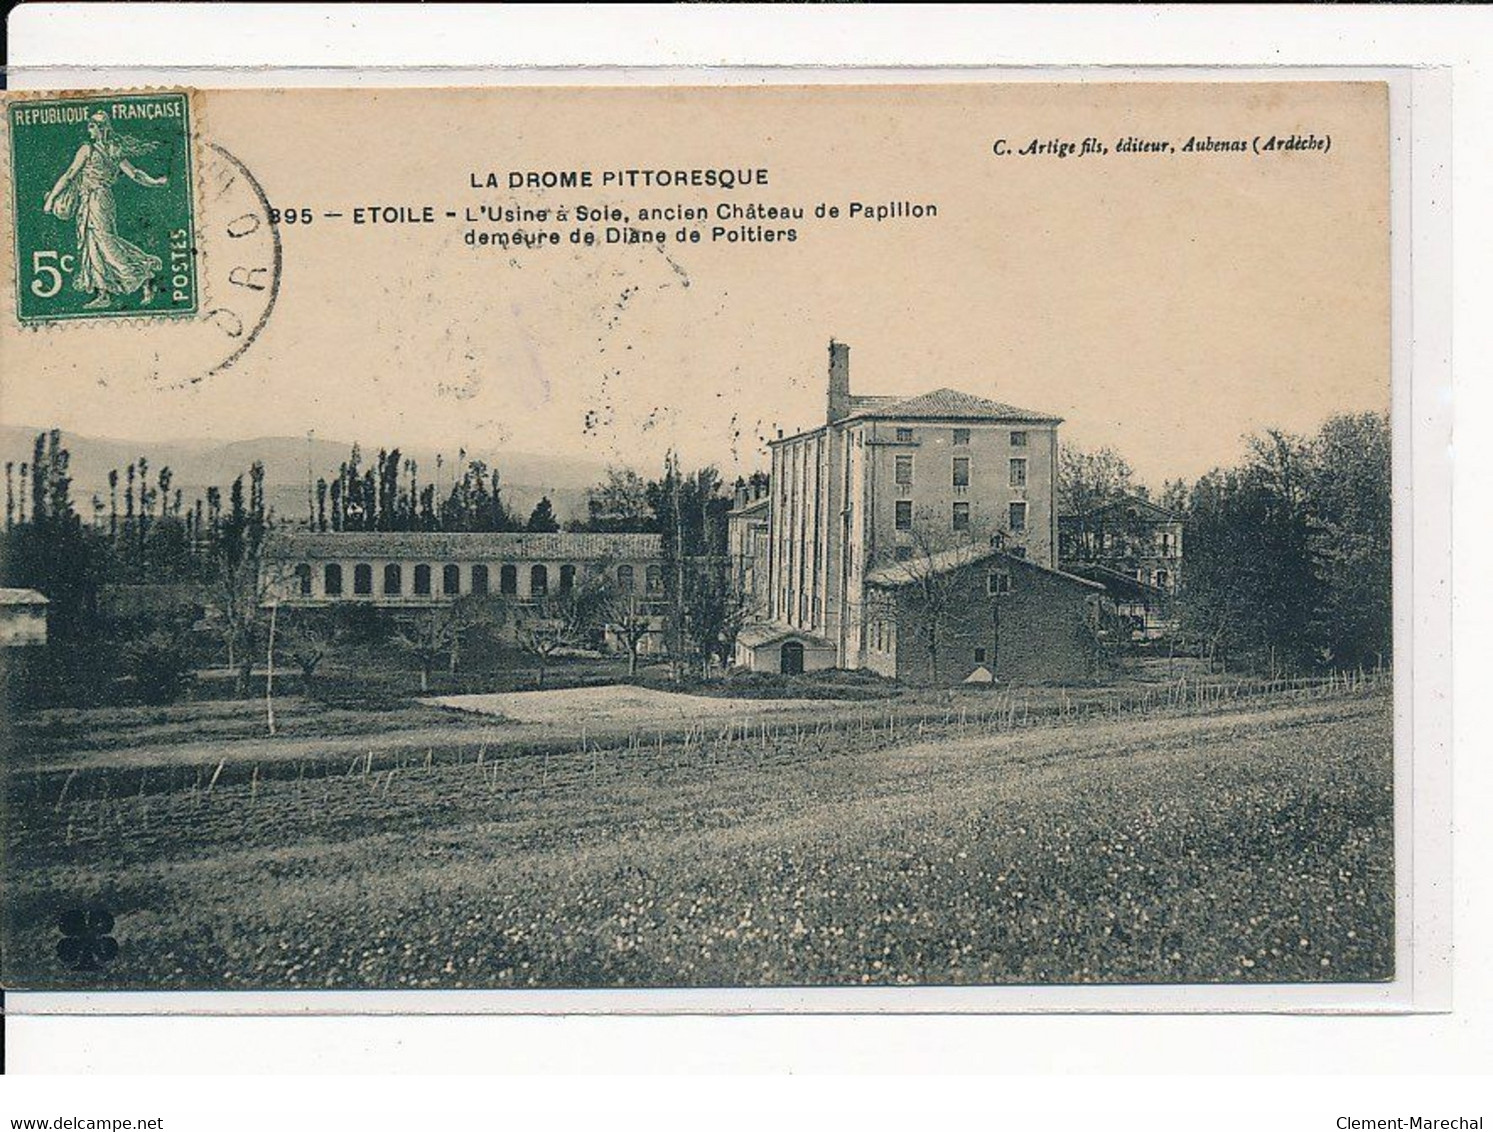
{"left": 0, "top": 81, "right": 1401, "bottom": 1001}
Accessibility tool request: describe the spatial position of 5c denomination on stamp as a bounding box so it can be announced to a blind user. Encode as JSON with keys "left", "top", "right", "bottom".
{"left": 8, "top": 91, "right": 198, "bottom": 324}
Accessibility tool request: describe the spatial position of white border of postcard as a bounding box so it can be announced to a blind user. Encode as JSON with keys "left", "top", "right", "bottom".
{"left": 0, "top": 21, "right": 1455, "bottom": 1024}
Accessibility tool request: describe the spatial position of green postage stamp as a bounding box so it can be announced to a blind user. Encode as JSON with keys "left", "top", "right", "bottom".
{"left": 7, "top": 91, "right": 198, "bottom": 324}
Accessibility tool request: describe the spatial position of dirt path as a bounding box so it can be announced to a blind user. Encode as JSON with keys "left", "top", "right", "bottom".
{"left": 22, "top": 696, "right": 889, "bottom": 773}
{"left": 22, "top": 683, "right": 1378, "bottom": 776}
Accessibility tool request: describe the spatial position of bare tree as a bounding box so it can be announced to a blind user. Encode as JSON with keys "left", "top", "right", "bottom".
{"left": 870, "top": 511, "right": 1002, "bottom": 685}
{"left": 281, "top": 609, "right": 337, "bottom": 693}
{"left": 396, "top": 607, "right": 455, "bottom": 694}
{"left": 604, "top": 589, "right": 654, "bottom": 677}
{"left": 395, "top": 596, "right": 499, "bottom": 691}
{"left": 690, "top": 565, "right": 752, "bottom": 674}
{"left": 207, "top": 464, "right": 279, "bottom": 697}
{"left": 889, "top": 531, "right": 968, "bottom": 685}
{"left": 1058, "top": 445, "right": 1136, "bottom": 561}
{"left": 512, "top": 573, "right": 610, "bottom": 688}
{"left": 445, "top": 594, "right": 502, "bottom": 675}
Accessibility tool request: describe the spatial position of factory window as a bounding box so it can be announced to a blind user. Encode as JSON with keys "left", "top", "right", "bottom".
{"left": 531, "top": 565, "right": 549, "bottom": 597}
{"left": 1010, "top": 457, "right": 1027, "bottom": 488}
{"left": 383, "top": 564, "right": 402, "bottom": 596}
{"left": 896, "top": 427, "right": 914, "bottom": 443}
{"left": 953, "top": 428, "right": 970, "bottom": 446}
{"left": 294, "top": 563, "right": 312, "bottom": 596}
{"left": 1008, "top": 501, "right": 1027, "bottom": 533}
{"left": 988, "top": 570, "right": 1012, "bottom": 596}
{"left": 497, "top": 564, "right": 516, "bottom": 595}
{"left": 559, "top": 564, "right": 576, "bottom": 594}
{"left": 413, "top": 564, "right": 432, "bottom": 596}
{"left": 952, "top": 502, "right": 970, "bottom": 531}
{"left": 616, "top": 564, "right": 635, "bottom": 593}
{"left": 952, "top": 456, "right": 970, "bottom": 488}
{"left": 895, "top": 455, "right": 913, "bottom": 485}
{"left": 646, "top": 565, "right": 664, "bottom": 595}
{"left": 1010, "top": 430, "right": 1028, "bottom": 447}
{"left": 353, "top": 563, "right": 373, "bottom": 596}
{"left": 895, "top": 546, "right": 913, "bottom": 562}
{"left": 472, "top": 564, "right": 491, "bottom": 595}
{"left": 1154, "top": 569, "right": 1170, "bottom": 589}
{"left": 895, "top": 500, "right": 913, "bottom": 531}
{"left": 442, "top": 564, "right": 461, "bottom": 595}
{"left": 324, "top": 564, "right": 343, "bottom": 596}
{"left": 974, "top": 647, "right": 987, "bottom": 664}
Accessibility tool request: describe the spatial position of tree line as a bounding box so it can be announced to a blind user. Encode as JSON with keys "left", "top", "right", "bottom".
{"left": 312, "top": 444, "right": 561, "bottom": 534}
{"left": 1059, "top": 411, "right": 1392, "bottom": 675}
{"left": 0, "top": 429, "right": 753, "bottom": 707}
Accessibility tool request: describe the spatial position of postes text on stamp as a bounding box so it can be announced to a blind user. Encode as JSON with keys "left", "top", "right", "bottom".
{"left": 8, "top": 91, "right": 197, "bottom": 323}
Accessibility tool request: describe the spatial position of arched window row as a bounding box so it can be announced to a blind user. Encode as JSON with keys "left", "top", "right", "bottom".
{"left": 300, "top": 561, "right": 651, "bottom": 598}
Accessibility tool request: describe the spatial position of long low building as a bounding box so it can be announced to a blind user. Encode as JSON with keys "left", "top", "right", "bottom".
{"left": 264, "top": 530, "right": 664, "bottom": 606}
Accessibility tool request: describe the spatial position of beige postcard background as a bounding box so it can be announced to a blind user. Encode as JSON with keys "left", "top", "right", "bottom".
{"left": 0, "top": 79, "right": 1412, "bottom": 1018}
{"left": 0, "top": 82, "right": 1387, "bottom": 487}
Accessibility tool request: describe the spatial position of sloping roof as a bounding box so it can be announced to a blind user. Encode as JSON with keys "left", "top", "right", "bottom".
{"left": 1059, "top": 493, "right": 1184, "bottom": 524}
{"left": 847, "top": 388, "right": 1061, "bottom": 424}
{"left": 729, "top": 495, "right": 771, "bottom": 518}
{"left": 268, "top": 531, "right": 662, "bottom": 561}
{"left": 865, "top": 544, "right": 1104, "bottom": 591}
{"left": 735, "top": 623, "right": 836, "bottom": 650}
{"left": 0, "top": 587, "right": 48, "bottom": 606}
{"left": 1062, "top": 562, "right": 1167, "bottom": 600}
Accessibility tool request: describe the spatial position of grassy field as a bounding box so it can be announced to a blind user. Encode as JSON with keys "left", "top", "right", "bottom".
{"left": 2, "top": 681, "right": 1393, "bottom": 989}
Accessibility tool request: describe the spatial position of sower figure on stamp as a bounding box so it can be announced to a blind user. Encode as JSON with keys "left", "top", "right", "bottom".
{"left": 43, "top": 110, "right": 168, "bottom": 309}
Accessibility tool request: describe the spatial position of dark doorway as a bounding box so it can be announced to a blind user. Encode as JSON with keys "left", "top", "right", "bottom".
{"left": 780, "top": 641, "right": 805, "bottom": 675}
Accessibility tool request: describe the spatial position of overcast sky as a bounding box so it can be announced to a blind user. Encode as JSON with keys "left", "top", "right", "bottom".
{"left": 1, "top": 82, "right": 1389, "bottom": 490}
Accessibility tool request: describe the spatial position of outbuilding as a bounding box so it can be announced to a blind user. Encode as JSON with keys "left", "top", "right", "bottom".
{"left": 861, "top": 545, "right": 1104, "bottom": 685}
{"left": 0, "top": 588, "right": 49, "bottom": 647}
{"left": 733, "top": 624, "right": 838, "bottom": 675}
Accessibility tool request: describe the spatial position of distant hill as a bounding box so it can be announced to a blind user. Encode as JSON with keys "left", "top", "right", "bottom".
{"left": 0, "top": 425, "right": 610, "bottom": 524}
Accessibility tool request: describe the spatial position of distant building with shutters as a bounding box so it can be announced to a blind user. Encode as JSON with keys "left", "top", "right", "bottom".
{"left": 263, "top": 530, "right": 667, "bottom": 651}
{"left": 727, "top": 477, "right": 772, "bottom": 621}
{"left": 1058, "top": 494, "right": 1185, "bottom": 641}
{"left": 266, "top": 531, "right": 662, "bottom": 605}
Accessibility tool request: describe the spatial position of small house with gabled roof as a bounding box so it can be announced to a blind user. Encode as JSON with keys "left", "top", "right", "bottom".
{"left": 862, "top": 543, "right": 1103, "bottom": 685}
{"left": 0, "top": 587, "right": 49, "bottom": 647}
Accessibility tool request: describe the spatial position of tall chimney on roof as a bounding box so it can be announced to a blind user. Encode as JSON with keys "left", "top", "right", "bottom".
{"left": 827, "top": 339, "right": 851, "bottom": 425}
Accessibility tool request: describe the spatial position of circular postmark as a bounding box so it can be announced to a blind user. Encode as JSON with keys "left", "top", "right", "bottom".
{"left": 190, "top": 142, "right": 282, "bottom": 383}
